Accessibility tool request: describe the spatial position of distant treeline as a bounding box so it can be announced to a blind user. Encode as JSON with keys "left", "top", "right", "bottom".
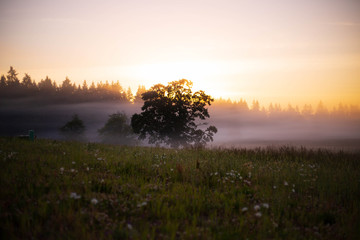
{"left": 1, "top": 66, "right": 359, "bottom": 117}
{"left": 214, "top": 97, "right": 360, "bottom": 118}
{"left": 0, "top": 66, "right": 146, "bottom": 104}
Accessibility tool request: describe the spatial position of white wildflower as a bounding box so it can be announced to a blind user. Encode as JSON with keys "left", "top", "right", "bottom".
{"left": 254, "top": 205, "right": 260, "bottom": 211}
{"left": 262, "top": 203, "right": 269, "bottom": 209}
{"left": 284, "top": 181, "right": 289, "bottom": 186}
{"left": 91, "top": 198, "right": 99, "bottom": 205}
{"left": 292, "top": 188, "right": 295, "bottom": 193}
{"left": 255, "top": 212, "right": 262, "bottom": 218}
{"left": 273, "top": 185, "right": 277, "bottom": 189}
{"left": 97, "top": 157, "right": 103, "bottom": 161}
{"left": 60, "top": 167, "right": 64, "bottom": 172}
{"left": 137, "top": 201, "right": 147, "bottom": 207}
{"left": 127, "top": 223, "right": 133, "bottom": 230}
{"left": 72, "top": 161, "right": 76, "bottom": 164}
{"left": 70, "top": 192, "right": 81, "bottom": 199}
{"left": 241, "top": 207, "right": 248, "bottom": 212}
{"left": 70, "top": 169, "right": 75, "bottom": 173}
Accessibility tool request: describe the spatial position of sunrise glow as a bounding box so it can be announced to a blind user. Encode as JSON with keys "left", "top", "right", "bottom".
{"left": 1, "top": 0, "right": 359, "bottom": 108}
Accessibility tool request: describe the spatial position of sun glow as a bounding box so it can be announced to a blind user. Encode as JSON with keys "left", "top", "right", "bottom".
{"left": 126, "top": 61, "right": 223, "bottom": 87}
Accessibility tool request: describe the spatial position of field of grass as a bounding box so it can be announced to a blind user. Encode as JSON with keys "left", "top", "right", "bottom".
{"left": 0, "top": 138, "right": 359, "bottom": 239}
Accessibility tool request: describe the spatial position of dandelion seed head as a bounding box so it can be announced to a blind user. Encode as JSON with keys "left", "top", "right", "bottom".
{"left": 91, "top": 198, "right": 98, "bottom": 205}
{"left": 70, "top": 192, "right": 81, "bottom": 199}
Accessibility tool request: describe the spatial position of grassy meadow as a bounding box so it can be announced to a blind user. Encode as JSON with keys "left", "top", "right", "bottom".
{"left": 0, "top": 137, "right": 359, "bottom": 239}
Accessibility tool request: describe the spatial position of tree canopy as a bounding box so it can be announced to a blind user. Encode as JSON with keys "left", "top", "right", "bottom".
{"left": 98, "top": 112, "right": 136, "bottom": 145}
{"left": 131, "top": 79, "right": 217, "bottom": 148}
{"left": 59, "top": 114, "right": 86, "bottom": 140}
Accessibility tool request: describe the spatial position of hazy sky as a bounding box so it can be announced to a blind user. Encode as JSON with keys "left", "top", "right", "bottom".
{"left": 1, "top": 0, "right": 359, "bottom": 107}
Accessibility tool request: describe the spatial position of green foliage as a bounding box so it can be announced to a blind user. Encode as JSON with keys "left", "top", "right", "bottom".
{"left": 59, "top": 114, "right": 86, "bottom": 140}
{"left": 98, "top": 112, "right": 136, "bottom": 145}
{"left": 0, "top": 138, "right": 359, "bottom": 239}
{"left": 131, "top": 79, "right": 217, "bottom": 148}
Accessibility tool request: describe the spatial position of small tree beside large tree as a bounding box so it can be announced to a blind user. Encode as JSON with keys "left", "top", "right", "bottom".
{"left": 131, "top": 79, "right": 217, "bottom": 148}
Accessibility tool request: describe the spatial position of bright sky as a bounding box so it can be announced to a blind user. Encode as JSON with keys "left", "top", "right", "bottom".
{"left": 1, "top": 0, "right": 359, "bottom": 107}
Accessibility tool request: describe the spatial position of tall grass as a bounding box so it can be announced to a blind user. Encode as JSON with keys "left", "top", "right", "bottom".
{"left": 0, "top": 138, "right": 359, "bottom": 239}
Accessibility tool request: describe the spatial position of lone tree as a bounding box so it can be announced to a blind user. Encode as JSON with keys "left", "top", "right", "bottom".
{"left": 98, "top": 112, "right": 136, "bottom": 145}
{"left": 59, "top": 114, "right": 86, "bottom": 140}
{"left": 131, "top": 79, "right": 217, "bottom": 148}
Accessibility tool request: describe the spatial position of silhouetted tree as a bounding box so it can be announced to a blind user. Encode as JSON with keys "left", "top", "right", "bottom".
{"left": 0, "top": 75, "right": 6, "bottom": 88}
{"left": 60, "top": 77, "right": 75, "bottom": 96}
{"left": 59, "top": 114, "right": 86, "bottom": 140}
{"left": 21, "top": 74, "right": 33, "bottom": 88}
{"left": 126, "top": 87, "right": 134, "bottom": 102}
{"left": 98, "top": 112, "right": 136, "bottom": 145}
{"left": 131, "top": 79, "right": 217, "bottom": 148}
{"left": 134, "top": 85, "right": 146, "bottom": 103}
{"left": 6, "top": 66, "right": 20, "bottom": 87}
{"left": 38, "top": 76, "right": 57, "bottom": 95}
{"left": 251, "top": 100, "right": 260, "bottom": 111}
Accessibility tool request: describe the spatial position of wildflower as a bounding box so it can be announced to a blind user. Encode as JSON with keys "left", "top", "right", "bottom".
{"left": 170, "top": 168, "right": 174, "bottom": 171}
{"left": 70, "top": 192, "right": 81, "bottom": 199}
{"left": 86, "top": 167, "right": 89, "bottom": 171}
{"left": 91, "top": 198, "right": 98, "bottom": 205}
{"left": 273, "top": 185, "right": 277, "bottom": 189}
{"left": 255, "top": 212, "right": 262, "bottom": 218}
{"left": 254, "top": 205, "right": 260, "bottom": 211}
{"left": 127, "top": 223, "right": 133, "bottom": 230}
{"left": 244, "top": 180, "right": 251, "bottom": 185}
{"left": 60, "top": 167, "right": 64, "bottom": 172}
{"left": 72, "top": 161, "right": 76, "bottom": 164}
{"left": 262, "top": 203, "right": 269, "bottom": 209}
{"left": 292, "top": 188, "right": 295, "bottom": 193}
{"left": 248, "top": 172, "right": 252, "bottom": 178}
{"left": 241, "top": 207, "right": 248, "bottom": 212}
{"left": 214, "top": 172, "right": 218, "bottom": 176}
{"left": 137, "top": 201, "right": 147, "bottom": 207}
{"left": 97, "top": 157, "right": 103, "bottom": 161}
{"left": 70, "top": 169, "right": 75, "bottom": 173}
{"left": 284, "top": 181, "right": 289, "bottom": 186}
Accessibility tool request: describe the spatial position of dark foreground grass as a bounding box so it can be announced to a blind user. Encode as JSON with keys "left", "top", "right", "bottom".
{"left": 0, "top": 138, "right": 359, "bottom": 239}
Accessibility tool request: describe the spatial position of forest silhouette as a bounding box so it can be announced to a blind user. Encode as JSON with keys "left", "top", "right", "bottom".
{"left": 1, "top": 66, "right": 359, "bottom": 117}
{"left": 0, "top": 66, "right": 146, "bottom": 104}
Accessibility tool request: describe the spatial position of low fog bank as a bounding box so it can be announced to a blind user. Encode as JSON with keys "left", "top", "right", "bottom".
{"left": 0, "top": 101, "right": 141, "bottom": 141}
{"left": 208, "top": 105, "right": 360, "bottom": 151}
{"left": 1, "top": 100, "right": 359, "bottom": 151}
